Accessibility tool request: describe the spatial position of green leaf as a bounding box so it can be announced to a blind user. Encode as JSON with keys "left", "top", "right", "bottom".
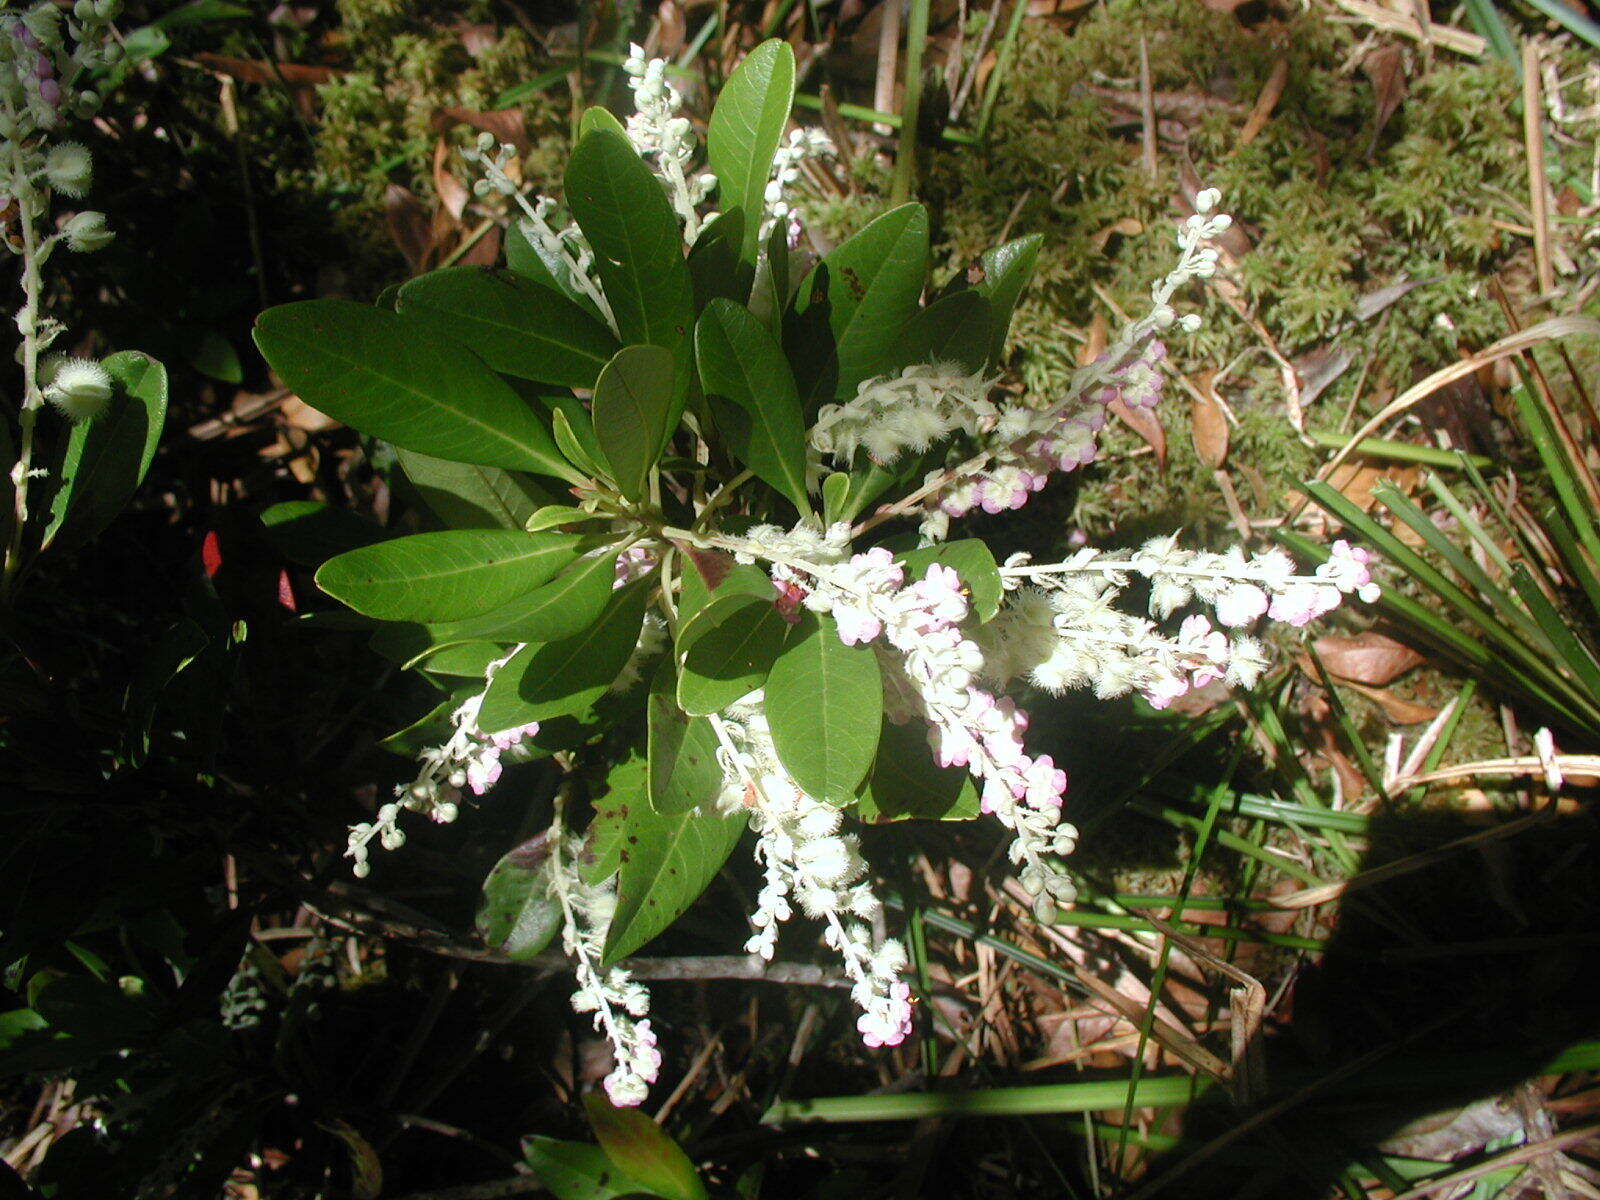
{"left": 565, "top": 130, "right": 694, "bottom": 362}
{"left": 397, "top": 267, "right": 620, "bottom": 390}
{"left": 686, "top": 210, "right": 750, "bottom": 309}
{"left": 898, "top": 539, "right": 1002, "bottom": 622}
{"left": 975, "top": 233, "right": 1042, "bottom": 366}
{"left": 476, "top": 836, "right": 562, "bottom": 962}
{"left": 429, "top": 550, "right": 621, "bottom": 646}
{"left": 579, "top": 105, "right": 630, "bottom": 141}
{"left": 601, "top": 753, "right": 745, "bottom": 963}
{"left": 504, "top": 220, "right": 609, "bottom": 326}
{"left": 706, "top": 39, "right": 795, "bottom": 265}
{"left": 797, "top": 204, "right": 929, "bottom": 400}
{"left": 591, "top": 345, "right": 679, "bottom": 501}
{"left": 416, "top": 640, "right": 503, "bottom": 677}
{"left": 897, "top": 289, "right": 991, "bottom": 374}
{"left": 395, "top": 448, "right": 557, "bottom": 530}
{"left": 678, "top": 559, "right": 773, "bottom": 626}
{"left": 43, "top": 351, "right": 167, "bottom": 550}
{"left": 545, "top": 397, "right": 610, "bottom": 481}
{"left": 647, "top": 662, "right": 725, "bottom": 815}
{"left": 584, "top": 1096, "right": 710, "bottom": 1200}
{"left": 857, "top": 718, "right": 979, "bottom": 822}
{"left": 676, "top": 593, "right": 792, "bottom": 716}
{"left": 523, "top": 1136, "right": 648, "bottom": 1200}
{"left": 696, "top": 300, "right": 811, "bottom": 514}
{"left": 765, "top": 613, "right": 882, "bottom": 803}
{"left": 253, "top": 299, "right": 580, "bottom": 481}
{"left": 477, "top": 583, "right": 648, "bottom": 729}
{"left": 316, "top": 530, "right": 581, "bottom": 622}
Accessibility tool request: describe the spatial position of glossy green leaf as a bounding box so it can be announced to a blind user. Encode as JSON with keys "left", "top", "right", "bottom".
{"left": 591, "top": 345, "right": 679, "bottom": 501}
{"left": 857, "top": 718, "right": 979, "bottom": 822}
{"left": 565, "top": 131, "right": 694, "bottom": 362}
{"left": 523, "top": 1136, "right": 648, "bottom": 1200}
{"left": 647, "top": 662, "right": 725, "bottom": 815}
{"left": 898, "top": 539, "right": 1002, "bottom": 622}
{"left": 430, "top": 550, "right": 621, "bottom": 646}
{"left": 584, "top": 1096, "right": 709, "bottom": 1200}
{"left": 601, "top": 754, "right": 745, "bottom": 963}
{"left": 547, "top": 399, "right": 609, "bottom": 481}
{"left": 696, "top": 300, "right": 811, "bottom": 513}
{"left": 676, "top": 592, "right": 791, "bottom": 716}
{"left": 397, "top": 266, "right": 619, "bottom": 389}
{"left": 477, "top": 583, "right": 648, "bottom": 729}
{"left": 579, "top": 104, "right": 630, "bottom": 141}
{"left": 897, "top": 289, "right": 991, "bottom": 374}
{"left": 43, "top": 351, "right": 167, "bottom": 550}
{"left": 678, "top": 559, "right": 773, "bottom": 626}
{"left": 317, "top": 530, "right": 581, "bottom": 622}
{"left": 798, "top": 204, "right": 929, "bottom": 399}
{"left": 707, "top": 39, "right": 795, "bottom": 265}
{"left": 415, "top": 640, "right": 502, "bottom": 677}
{"left": 975, "top": 233, "right": 1042, "bottom": 366}
{"left": 395, "top": 448, "right": 557, "bottom": 530}
{"left": 686, "top": 209, "right": 750, "bottom": 309}
{"left": 253, "top": 299, "right": 580, "bottom": 481}
{"left": 476, "top": 835, "right": 561, "bottom": 962}
{"left": 765, "top": 613, "right": 882, "bottom": 803}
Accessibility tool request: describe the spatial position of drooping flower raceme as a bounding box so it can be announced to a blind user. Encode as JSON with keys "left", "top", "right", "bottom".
{"left": 345, "top": 648, "right": 540, "bottom": 878}
{"left": 547, "top": 818, "right": 662, "bottom": 1107}
{"left": 710, "top": 704, "right": 915, "bottom": 1049}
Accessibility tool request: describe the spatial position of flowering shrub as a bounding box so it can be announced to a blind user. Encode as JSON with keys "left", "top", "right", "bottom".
{"left": 254, "top": 41, "right": 1378, "bottom": 1107}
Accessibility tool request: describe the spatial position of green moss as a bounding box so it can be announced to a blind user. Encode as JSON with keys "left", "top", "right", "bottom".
{"left": 807, "top": 0, "right": 1593, "bottom": 540}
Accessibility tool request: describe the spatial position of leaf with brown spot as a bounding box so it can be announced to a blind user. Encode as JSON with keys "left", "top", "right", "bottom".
{"left": 432, "top": 138, "right": 470, "bottom": 223}
{"left": 1315, "top": 631, "right": 1424, "bottom": 687}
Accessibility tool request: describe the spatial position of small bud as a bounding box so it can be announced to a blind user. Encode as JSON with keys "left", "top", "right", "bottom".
{"left": 45, "top": 141, "right": 91, "bottom": 197}
{"left": 1032, "top": 895, "right": 1059, "bottom": 925}
{"left": 63, "top": 210, "right": 113, "bottom": 251}
{"left": 44, "top": 356, "right": 113, "bottom": 420}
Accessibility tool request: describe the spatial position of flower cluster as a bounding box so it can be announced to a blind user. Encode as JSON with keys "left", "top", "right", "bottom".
{"left": 219, "top": 954, "right": 269, "bottom": 1031}
{"left": 622, "top": 44, "right": 717, "bottom": 241}
{"left": 346, "top": 649, "right": 539, "bottom": 877}
{"left": 710, "top": 705, "right": 914, "bottom": 1049}
{"left": 763, "top": 126, "right": 835, "bottom": 243}
{"left": 981, "top": 537, "right": 1381, "bottom": 711}
{"left": 549, "top": 824, "right": 662, "bottom": 1107}
{"left": 465, "top": 135, "right": 616, "bottom": 330}
{"left": 910, "top": 193, "right": 1233, "bottom": 542}
{"left": 784, "top": 548, "right": 1078, "bottom": 914}
{"left": 1, "top": 2, "right": 119, "bottom": 134}
{"left": 810, "top": 363, "right": 997, "bottom": 469}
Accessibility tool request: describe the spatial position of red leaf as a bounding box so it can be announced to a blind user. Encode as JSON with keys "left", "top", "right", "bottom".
{"left": 203, "top": 530, "right": 223, "bottom": 579}
{"left": 277, "top": 569, "right": 297, "bottom": 612}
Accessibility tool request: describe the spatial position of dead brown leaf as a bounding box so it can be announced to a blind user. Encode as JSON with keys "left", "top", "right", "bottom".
{"left": 1236, "top": 58, "right": 1289, "bottom": 146}
{"left": 1190, "top": 371, "right": 1230, "bottom": 469}
{"left": 1108, "top": 396, "right": 1167, "bottom": 469}
{"left": 194, "top": 52, "right": 337, "bottom": 88}
{"left": 431, "top": 106, "right": 528, "bottom": 151}
{"left": 1314, "top": 631, "right": 1424, "bottom": 686}
{"left": 657, "top": 0, "right": 687, "bottom": 56}
{"left": 383, "top": 185, "right": 432, "bottom": 273}
{"left": 1339, "top": 679, "right": 1440, "bottom": 724}
{"left": 1361, "top": 45, "right": 1408, "bottom": 152}
{"left": 1088, "top": 216, "right": 1143, "bottom": 254}
{"left": 432, "top": 138, "right": 470, "bottom": 223}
